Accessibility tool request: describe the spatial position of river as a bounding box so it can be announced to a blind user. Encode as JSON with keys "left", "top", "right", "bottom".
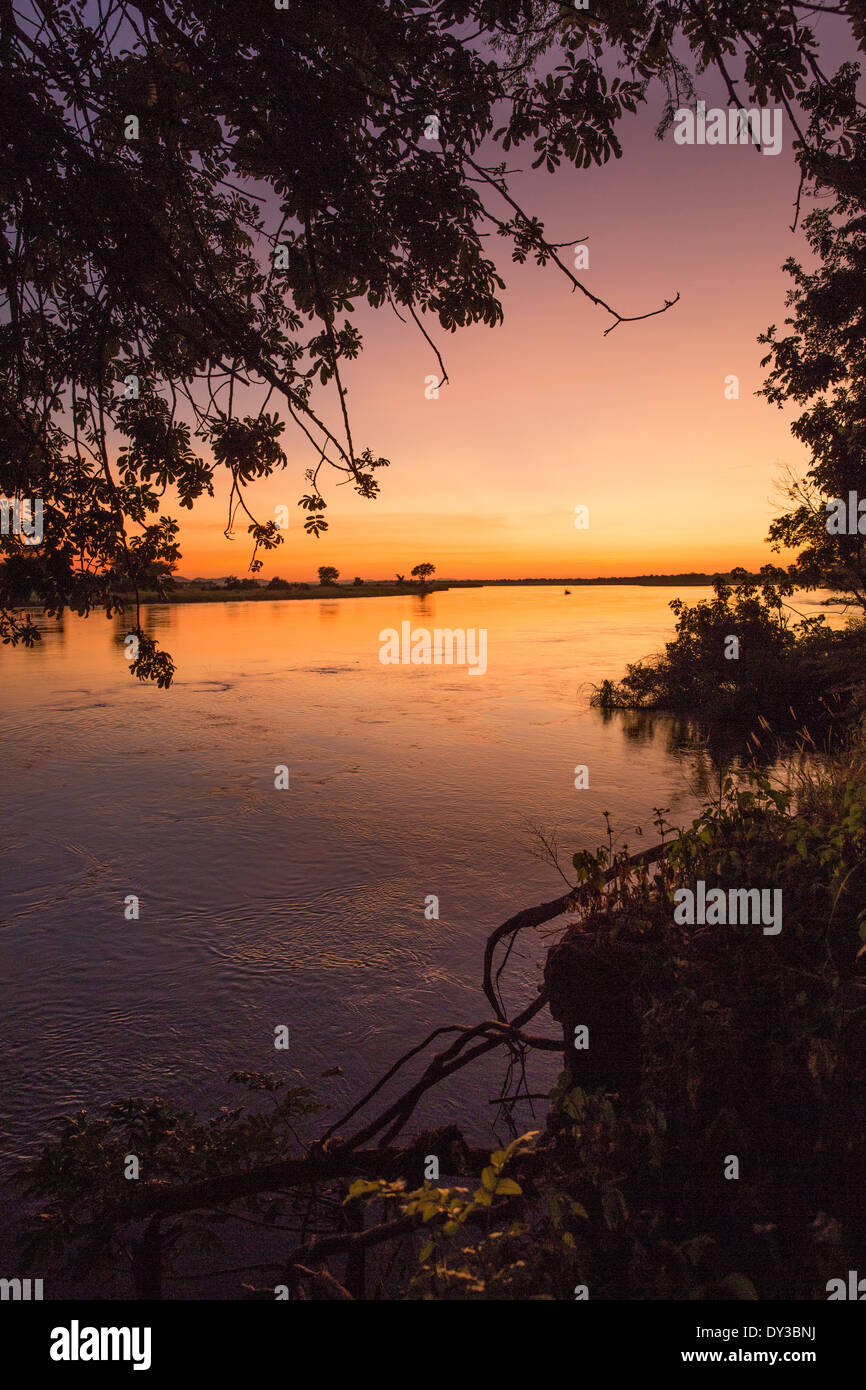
{"left": 0, "top": 584, "right": 836, "bottom": 1167}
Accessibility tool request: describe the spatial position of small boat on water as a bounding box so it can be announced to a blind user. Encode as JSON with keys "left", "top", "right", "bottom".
{"left": 564, "top": 589, "right": 571, "bottom": 595}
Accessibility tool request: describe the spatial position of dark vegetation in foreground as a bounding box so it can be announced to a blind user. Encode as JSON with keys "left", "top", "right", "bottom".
{"left": 14, "top": 735, "right": 866, "bottom": 1299}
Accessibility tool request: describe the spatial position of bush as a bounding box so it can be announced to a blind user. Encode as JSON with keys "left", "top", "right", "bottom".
{"left": 592, "top": 567, "right": 866, "bottom": 732}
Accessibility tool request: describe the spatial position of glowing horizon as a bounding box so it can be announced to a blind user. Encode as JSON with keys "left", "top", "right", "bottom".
{"left": 166, "top": 77, "right": 810, "bottom": 584}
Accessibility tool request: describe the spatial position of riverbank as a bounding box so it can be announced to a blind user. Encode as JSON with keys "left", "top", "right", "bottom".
{"left": 105, "top": 571, "right": 778, "bottom": 605}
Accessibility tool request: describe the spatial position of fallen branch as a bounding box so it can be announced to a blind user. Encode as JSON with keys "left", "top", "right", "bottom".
{"left": 482, "top": 840, "right": 670, "bottom": 1018}
{"left": 119, "top": 1143, "right": 490, "bottom": 1222}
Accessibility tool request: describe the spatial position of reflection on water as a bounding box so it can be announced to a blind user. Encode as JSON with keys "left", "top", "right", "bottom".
{"left": 0, "top": 584, "right": 837, "bottom": 1164}
{"left": 607, "top": 707, "right": 759, "bottom": 788}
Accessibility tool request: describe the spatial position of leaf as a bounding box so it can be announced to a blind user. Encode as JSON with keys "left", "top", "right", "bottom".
{"left": 601, "top": 1187, "right": 628, "bottom": 1231}
{"left": 481, "top": 1165, "right": 498, "bottom": 1191}
{"left": 502, "top": 1130, "right": 539, "bottom": 1160}
{"left": 345, "top": 1179, "right": 381, "bottom": 1202}
{"left": 717, "top": 1273, "right": 758, "bottom": 1301}
{"left": 807, "top": 1038, "right": 836, "bottom": 1084}
{"left": 418, "top": 1239, "right": 434, "bottom": 1263}
{"left": 493, "top": 1178, "right": 522, "bottom": 1196}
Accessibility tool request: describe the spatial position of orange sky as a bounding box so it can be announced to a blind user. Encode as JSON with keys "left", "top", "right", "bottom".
{"left": 170, "top": 82, "right": 812, "bottom": 582}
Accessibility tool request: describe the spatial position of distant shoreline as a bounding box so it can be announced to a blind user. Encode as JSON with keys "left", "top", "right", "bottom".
{"left": 107, "top": 572, "right": 783, "bottom": 605}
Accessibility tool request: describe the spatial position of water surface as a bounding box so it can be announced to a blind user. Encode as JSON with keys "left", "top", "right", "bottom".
{"left": 2, "top": 584, "right": 827, "bottom": 1163}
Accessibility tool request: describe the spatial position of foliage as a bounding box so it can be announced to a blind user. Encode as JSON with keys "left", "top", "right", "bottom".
{"left": 346, "top": 1131, "right": 551, "bottom": 1298}
{"left": 592, "top": 566, "right": 866, "bottom": 729}
{"left": 347, "top": 756, "right": 866, "bottom": 1298}
{"left": 13, "top": 1073, "right": 322, "bottom": 1284}
{"left": 759, "top": 62, "right": 866, "bottom": 608}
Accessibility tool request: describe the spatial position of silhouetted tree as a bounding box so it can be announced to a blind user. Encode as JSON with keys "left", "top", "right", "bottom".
{"left": 760, "top": 92, "right": 866, "bottom": 610}
{"left": 2, "top": 0, "right": 859, "bottom": 680}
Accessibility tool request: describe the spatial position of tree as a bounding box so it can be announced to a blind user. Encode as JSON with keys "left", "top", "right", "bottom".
{"left": 759, "top": 69, "right": 866, "bottom": 610}
{"left": 2, "top": 0, "right": 861, "bottom": 681}
{"left": 318, "top": 566, "right": 339, "bottom": 586}
{"left": 411, "top": 562, "right": 436, "bottom": 586}
{"left": 268, "top": 576, "right": 292, "bottom": 589}
{"left": 592, "top": 566, "right": 833, "bottom": 723}
{"left": 109, "top": 552, "right": 176, "bottom": 593}
{"left": 353, "top": 576, "right": 364, "bottom": 586}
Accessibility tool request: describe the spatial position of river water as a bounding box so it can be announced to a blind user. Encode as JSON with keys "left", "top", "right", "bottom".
{"left": 0, "top": 584, "right": 834, "bottom": 1167}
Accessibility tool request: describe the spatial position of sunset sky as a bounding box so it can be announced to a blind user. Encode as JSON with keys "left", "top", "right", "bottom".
{"left": 174, "top": 66, "right": 822, "bottom": 582}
